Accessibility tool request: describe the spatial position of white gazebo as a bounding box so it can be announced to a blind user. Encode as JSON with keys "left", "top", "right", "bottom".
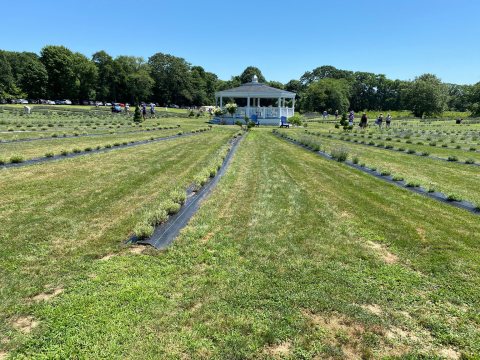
{"left": 214, "top": 75, "right": 296, "bottom": 125}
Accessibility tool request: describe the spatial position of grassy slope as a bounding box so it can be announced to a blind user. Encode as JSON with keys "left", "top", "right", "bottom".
{"left": 8, "top": 130, "right": 480, "bottom": 359}
{"left": 0, "top": 129, "right": 234, "bottom": 350}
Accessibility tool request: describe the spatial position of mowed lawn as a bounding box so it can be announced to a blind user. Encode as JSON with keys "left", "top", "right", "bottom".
{"left": 0, "top": 129, "right": 234, "bottom": 353}
{"left": 6, "top": 130, "right": 479, "bottom": 359}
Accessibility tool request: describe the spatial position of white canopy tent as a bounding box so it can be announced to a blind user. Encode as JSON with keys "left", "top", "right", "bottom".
{"left": 214, "top": 75, "right": 296, "bottom": 125}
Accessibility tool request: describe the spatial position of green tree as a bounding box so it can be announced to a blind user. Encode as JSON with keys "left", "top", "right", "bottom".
{"left": 5, "top": 52, "right": 48, "bottom": 99}
{"left": 92, "top": 50, "right": 117, "bottom": 101}
{"left": 40, "top": 45, "right": 77, "bottom": 99}
{"left": 404, "top": 74, "right": 447, "bottom": 117}
{"left": 468, "top": 82, "right": 480, "bottom": 116}
{"left": 301, "top": 78, "right": 350, "bottom": 113}
{"left": 148, "top": 53, "right": 193, "bottom": 106}
{"left": 114, "top": 56, "right": 153, "bottom": 103}
{"left": 72, "top": 52, "right": 98, "bottom": 100}
{"left": 239, "top": 66, "right": 266, "bottom": 83}
{"left": 0, "top": 52, "right": 23, "bottom": 99}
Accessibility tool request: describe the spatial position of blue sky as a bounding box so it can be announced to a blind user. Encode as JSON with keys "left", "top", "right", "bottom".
{"left": 2, "top": 0, "right": 480, "bottom": 84}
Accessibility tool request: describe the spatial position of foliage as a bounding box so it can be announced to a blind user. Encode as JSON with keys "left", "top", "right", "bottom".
{"left": 301, "top": 78, "right": 350, "bottom": 113}
{"left": 404, "top": 74, "right": 448, "bottom": 117}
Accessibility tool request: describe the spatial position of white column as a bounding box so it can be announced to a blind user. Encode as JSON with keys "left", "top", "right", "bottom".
{"left": 278, "top": 97, "right": 281, "bottom": 118}
{"left": 220, "top": 96, "right": 223, "bottom": 108}
{"left": 247, "top": 97, "right": 250, "bottom": 117}
{"left": 215, "top": 97, "right": 218, "bottom": 107}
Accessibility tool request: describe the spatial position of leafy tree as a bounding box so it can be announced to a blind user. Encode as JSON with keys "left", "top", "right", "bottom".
{"left": 0, "top": 52, "right": 23, "bottom": 99}
{"left": 5, "top": 52, "right": 48, "bottom": 99}
{"left": 301, "top": 78, "right": 350, "bottom": 114}
{"left": 239, "top": 66, "right": 266, "bottom": 83}
{"left": 300, "top": 65, "right": 353, "bottom": 85}
{"left": 92, "top": 50, "right": 117, "bottom": 101}
{"left": 40, "top": 45, "right": 77, "bottom": 99}
{"left": 114, "top": 56, "right": 153, "bottom": 103}
{"left": 72, "top": 52, "right": 98, "bottom": 101}
{"left": 446, "top": 84, "right": 471, "bottom": 112}
{"left": 148, "top": 53, "right": 192, "bottom": 106}
{"left": 268, "top": 81, "right": 284, "bottom": 89}
{"left": 469, "top": 82, "right": 480, "bottom": 116}
{"left": 404, "top": 74, "right": 447, "bottom": 117}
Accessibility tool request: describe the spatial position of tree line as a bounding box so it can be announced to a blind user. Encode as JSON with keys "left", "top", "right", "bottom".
{"left": 1, "top": 45, "right": 480, "bottom": 117}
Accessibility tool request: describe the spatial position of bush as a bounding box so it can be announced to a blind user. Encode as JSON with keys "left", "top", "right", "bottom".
{"left": 392, "top": 175, "right": 404, "bottom": 181}
{"left": 0, "top": 158, "right": 5, "bottom": 165}
{"left": 44, "top": 152, "right": 54, "bottom": 158}
{"left": 72, "top": 148, "right": 82, "bottom": 153}
{"left": 161, "top": 200, "right": 181, "bottom": 215}
{"left": 407, "top": 149, "right": 416, "bottom": 154}
{"left": 380, "top": 170, "right": 391, "bottom": 176}
{"left": 446, "top": 193, "right": 462, "bottom": 202}
{"left": 146, "top": 208, "right": 169, "bottom": 226}
{"left": 134, "top": 221, "right": 154, "bottom": 239}
{"left": 60, "top": 149, "right": 69, "bottom": 156}
{"left": 84, "top": 147, "right": 92, "bottom": 152}
{"left": 465, "top": 158, "right": 475, "bottom": 164}
{"left": 469, "top": 147, "right": 477, "bottom": 151}
{"left": 10, "top": 155, "right": 24, "bottom": 163}
{"left": 352, "top": 156, "right": 359, "bottom": 164}
{"left": 420, "top": 151, "right": 430, "bottom": 156}
{"left": 330, "top": 147, "right": 349, "bottom": 162}
{"left": 170, "top": 188, "right": 186, "bottom": 205}
{"left": 447, "top": 156, "right": 458, "bottom": 162}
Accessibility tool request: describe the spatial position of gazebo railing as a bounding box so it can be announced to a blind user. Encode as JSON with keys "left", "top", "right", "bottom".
{"left": 232, "top": 107, "right": 294, "bottom": 119}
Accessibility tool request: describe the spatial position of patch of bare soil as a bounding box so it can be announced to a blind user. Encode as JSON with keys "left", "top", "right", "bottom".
{"left": 264, "top": 341, "right": 291, "bottom": 358}
{"left": 99, "top": 253, "right": 116, "bottom": 261}
{"left": 303, "top": 310, "right": 367, "bottom": 359}
{"left": 128, "top": 246, "right": 145, "bottom": 255}
{"left": 31, "top": 287, "right": 63, "bottom": 302}
{"left": 416, "top": 227, "right": 427, "bottom": 242}
{"left": 361, "top": 304, "right": 382, "bottom": 316}
{"left": 200, "top": 232, "right": 215, "bottom": 244}
{"left": 0, "top": 351, "right": 8, "bottom": 360}
{"left": 11, "top": 316, "right": 39, "bottom": 334}
{"left": 366, "top": 241, "right": 398, "bottom": 264}
{"left": 437, "top": 347, "right": 460, "bottom": 360}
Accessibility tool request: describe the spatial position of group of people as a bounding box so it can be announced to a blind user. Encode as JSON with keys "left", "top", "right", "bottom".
{"left": 350, "top": 111, "right": 392, "bottom": 128}
{"left": 141, "top": 103, "right": 156, "bottom": 119}
{"left": 322, "top": 110, "right": 340, "bottom": 120}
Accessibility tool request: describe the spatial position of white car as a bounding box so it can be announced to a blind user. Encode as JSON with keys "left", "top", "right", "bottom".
{"left": 46, "top": 100, "right": 56, "bottom": 105}
{"left": 64, "top": 99, "right": 72, "bottom": 105}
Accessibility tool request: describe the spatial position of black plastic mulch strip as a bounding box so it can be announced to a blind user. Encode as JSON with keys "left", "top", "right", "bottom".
{"left": 275, "top": 133, "right": 480, "bottom": 216}
{"left": 310, "top": 133, "right": 480, "bottom": 166}
{"left": 134, "top": 134, "right": 244, "bottom": 249}
{"left": 1, "top": 131, "right": 209, "bottom": 169}
{"left": 0, "top": 127, "right": 179, "bottom": 144}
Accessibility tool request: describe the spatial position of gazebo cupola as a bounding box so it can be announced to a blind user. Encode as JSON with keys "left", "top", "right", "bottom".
{"left": 215, "top": 75, "right": 296, "bottom": 125}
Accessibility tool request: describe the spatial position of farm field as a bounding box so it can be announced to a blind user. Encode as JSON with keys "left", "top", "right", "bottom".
{"left": 1, "top": 124, "right": 479, "bottom": 359}
{"left": 280, "top": 131, "right": 480, "bottom": 206}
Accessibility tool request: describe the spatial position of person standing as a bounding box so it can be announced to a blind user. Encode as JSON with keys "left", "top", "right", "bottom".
{"left": 348, "top": 111, "right": 354, "bottom": 126}
{"left": 335, "top": 109, "right": 339, "bottom": 120}
{"left": 386, "top": 113, "right": 392, "bottom": 127}
{"left": 150, "top": 103, "right": 156, "bottom": 118}
{"left": 360, "top": 112, "right": 368, "bottom": 128}
{"left": 125, "top": 103, "right": 130, "bottom": 114}
{"left": 323, "top": 110, "right": 328, "bottom": 120}
{"left": 142, "top": 103, "right": 147, "bottom": 121}
{"left": 377, "top": 113, "right": 384, "bottom": 127}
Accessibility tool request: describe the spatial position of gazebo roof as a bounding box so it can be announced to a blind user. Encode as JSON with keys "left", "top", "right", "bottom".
{"left": 215, "top": 76, "right": 296, "bottom": 99}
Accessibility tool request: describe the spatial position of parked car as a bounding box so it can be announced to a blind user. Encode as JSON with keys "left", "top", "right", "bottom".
{"left": 64, "top": 99, "right": 72, "bottom": 105}
{"left": 95, "top": 101, "right": 103, "bottom": 106}
{"left": 46, "top": 100, "right": 56, "bottom": 105}
{"left": 105, "top": 102, "right": 112, "bottom": 106}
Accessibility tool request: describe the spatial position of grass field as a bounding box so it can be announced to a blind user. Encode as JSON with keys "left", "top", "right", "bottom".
{"left": 1, "top": 108, "right": 480, "bottom": 359}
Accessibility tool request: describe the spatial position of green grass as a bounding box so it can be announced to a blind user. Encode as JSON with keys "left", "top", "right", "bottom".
{"left": 0, "top": 127, "right": 208, "bottom": 161}
{"left": 0, "top": 129, "right": 235, "bottom": 354}
{"left": 4, "top": 130, "right": 479, "bottom": 358}
{"left": 287, "top": 132, "right": 480, "bottom": 206}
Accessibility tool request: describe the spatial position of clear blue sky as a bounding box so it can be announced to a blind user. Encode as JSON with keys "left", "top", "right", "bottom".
{"left": 2, "top": 0, "right": 479, "bottom": 84}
